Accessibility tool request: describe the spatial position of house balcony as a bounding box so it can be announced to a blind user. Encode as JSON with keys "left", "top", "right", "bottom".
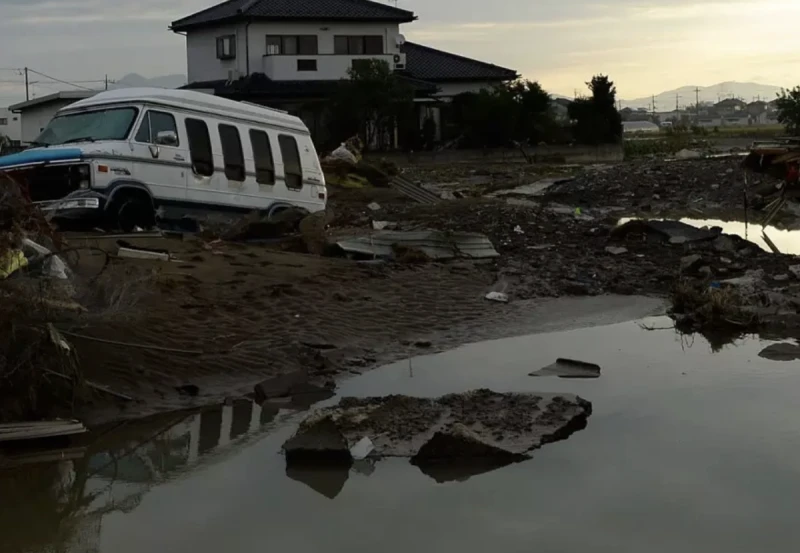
{"left": 261, "top": 53, "right": 406, "bottom": 81}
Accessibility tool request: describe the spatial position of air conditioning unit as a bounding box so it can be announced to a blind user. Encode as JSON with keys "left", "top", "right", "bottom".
{"left": 393, "top": 53, "right": 407, "bottom": 71}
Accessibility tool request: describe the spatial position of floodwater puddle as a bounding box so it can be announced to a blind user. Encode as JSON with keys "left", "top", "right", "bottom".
{"left": 619, "top": 216, "right": 800, "bottom": 254}
{"left": 3, "top": 317, "right": 800, "bottom": 552}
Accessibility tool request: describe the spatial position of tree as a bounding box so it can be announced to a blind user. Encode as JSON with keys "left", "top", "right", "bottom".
{"left": 328, "top": 59, "right": 414, "bottom": 150}
{"left": 775, "top": 87, "right": 800, "bottom": 135}
{"left": 568, "top": 75, "right": 623, "bottom": 145}
{"left": 449, "top": 79, "right": 560, "bottom": 148}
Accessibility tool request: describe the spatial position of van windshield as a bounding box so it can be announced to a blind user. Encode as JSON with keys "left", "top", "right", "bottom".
{"left": 35, "top": 107, "right": 139, "bottom": 146}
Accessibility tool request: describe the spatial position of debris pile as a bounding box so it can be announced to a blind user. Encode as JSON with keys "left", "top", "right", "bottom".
{"left": 283, "top": 389, "right": 591, "bottom": 481}
{"left": 0, "top": 172, "right": 151, "bottom": 423}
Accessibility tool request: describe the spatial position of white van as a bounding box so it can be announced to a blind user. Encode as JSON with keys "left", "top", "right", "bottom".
{"left": 0, "top": 87, "right": 326, "bottom": 230}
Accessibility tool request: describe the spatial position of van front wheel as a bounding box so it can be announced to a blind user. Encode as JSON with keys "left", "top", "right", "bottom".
{"left": 107, "top": 193, "right": 156, "bottom": 232}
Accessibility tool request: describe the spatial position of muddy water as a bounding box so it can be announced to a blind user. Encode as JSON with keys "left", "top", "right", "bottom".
{"left": 3, "top": 317, "right": 800, "bottom": 552}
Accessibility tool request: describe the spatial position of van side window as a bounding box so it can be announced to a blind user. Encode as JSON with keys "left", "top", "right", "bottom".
{"left": 249, "top": 130, "right": 275, "bottom": 185}
{"left": 135, "top": 111, "right": 178, "bottom": 145}
{"left": 185, "top": 118, "right": 213, "bottom": 177}
{"left": 278, "top": 135, "right": 302, "bottom": 190}
{"left": 218, "top": 124, "right": 245, "bottom": 181}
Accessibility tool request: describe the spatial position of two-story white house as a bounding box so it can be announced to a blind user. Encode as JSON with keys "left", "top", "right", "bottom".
{"left": 171, "top": 0, "right": 517, "bottom": 147}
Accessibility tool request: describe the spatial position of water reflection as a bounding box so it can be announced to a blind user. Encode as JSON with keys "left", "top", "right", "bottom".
{"left": 619, "top": 216, "right": 800, "bottom": 254}
{"left": 4, "top": 317, "right": 800, "bottom": 553}
{"left": 0, "top": 400, "right": 278, "bottom": 553}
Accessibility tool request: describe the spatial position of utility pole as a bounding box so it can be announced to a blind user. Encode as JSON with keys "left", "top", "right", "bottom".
{"left": 675, "top": 93, "right": 681, "bottom": 112}
{"left": 104, "top": 74, "right": 108, "bottom": 90}
{"left": 695, "top": 87, "right": 701, "bottom": 124}
{"left": 651, "top": 95, "right": 657, "bottom": 118}
{"left": 24, "top": 67, "right": 29, "bottom": 101}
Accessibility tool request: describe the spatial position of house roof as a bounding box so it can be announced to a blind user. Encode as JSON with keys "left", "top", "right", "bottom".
{"left": 9, "top": 91, "right": 96, "bottom": 112}
{"left": 183, "top": 72, "right": 437, "bottom": 100}
{"left": 171, "top": 0, "right": 416, "bottom": 31}
{"left": 400, "top": 42, "right": 517, "bottom": 83}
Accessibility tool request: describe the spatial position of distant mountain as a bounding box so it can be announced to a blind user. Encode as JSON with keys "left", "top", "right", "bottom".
{"left": 622, "top": 82, "right": 784, "bottom": 110}
{"left": 112, "top": 73, "right": 187, "bottom": 90}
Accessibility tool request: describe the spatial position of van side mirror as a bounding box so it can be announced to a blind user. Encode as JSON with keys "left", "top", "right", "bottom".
{"left": 155, "top": 130, "right": 178, "bottom": 147}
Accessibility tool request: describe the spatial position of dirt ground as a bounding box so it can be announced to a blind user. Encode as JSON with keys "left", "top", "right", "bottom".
{"left": 40, "top": 156, "right": 799, "bottom": 424}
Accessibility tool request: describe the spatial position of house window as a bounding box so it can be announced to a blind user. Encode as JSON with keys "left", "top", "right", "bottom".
{"left": 249, "top": 129, "right": 275, "bottom": 185}
{"left": 297, "top": 59, "right": 317, "bottom": 72}
{"left": 334, "top": 36, "right": 383, "bottom": 55}
{"left": 278, "top": 135, "right": 302, "bottom": 190}
{"left": 351, "top": 59, "right": 375, "bottom": 73}
{"left": 0, "top": 118, "right": 7, "bottom": 126}
{"left": 185, "top": 118, "right": 214, "bottom": 177}
{"left": 218, "top": 124, "right": 245, "bottom": 181}
{"left": 216, "top": 35, "right": 236, "bottom": 60}
{"left": 265, "top": 35, "right": 318, "bottom": 55}
{"left": 134, "top": 111, "right": 178, "bottom": 145}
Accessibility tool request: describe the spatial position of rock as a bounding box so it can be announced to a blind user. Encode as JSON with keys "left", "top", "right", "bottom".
{"left": 529, "top": 358, "right": 601, "bottom": 379}
{"left": 759, "top": 343, "right": 800, "bottom": 362}
{"left": 669, "top": 236, "right": 688, "bottom": 245}
{"left": 711, "top": 184, "right": 720, "bottom": 190}
{"left": 283, "top": 416, "right": 352, "bottom": 464}
{"left": 412, "top": 423, "right": 524, "bottom": 462}
{"left": 605, "top": 246, "right": 628, "bottom": 255}
{"left": 720, "top": 257, "right": 732, "bottom": 264}
{"left": 699, "top": 266, "right": 712, "bottom": 277}
{"left": 789, "top": 265, "right": 800, "bottom": 279}
{"left": 681, "top": 254, "right": 703, "bottom": 273}
{"left": 652, "top": 194, "right": 661, "bottom": 200}
{"left": 367, "top": 202, "right": 381, "bottom": 211}
{"left": 712, "top": 235, "right": 736, "bottom": 253}
{"left": 774, "top": 274, "right": 790, "bottom": 282}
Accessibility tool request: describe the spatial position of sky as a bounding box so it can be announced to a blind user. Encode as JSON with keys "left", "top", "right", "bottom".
{"left": 1, "top": 0, "right": 800, "bottom": 104}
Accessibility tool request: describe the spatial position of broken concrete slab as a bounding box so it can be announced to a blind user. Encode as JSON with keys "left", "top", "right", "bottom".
{"left": 758, "top": 342, "right": 800, "bottom": 361}
{"left": 282, "top": 390, "right": 592, "bottom": 471}
{"left": 605, "top": 246, "right": 628, "bottom": 256}
{"left": 529, "top": 358, "right": 601, "bottom": 379}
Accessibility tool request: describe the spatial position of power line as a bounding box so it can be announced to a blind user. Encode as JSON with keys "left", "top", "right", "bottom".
{"left": 25, "top": 68, "right": 95, "bottom": 91}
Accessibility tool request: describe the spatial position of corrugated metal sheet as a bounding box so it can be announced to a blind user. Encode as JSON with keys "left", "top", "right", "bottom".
{"left": 335, "top": 230, "right": 499, "bottom": 260}
{"left": 390, "top": 175, "right": 441, "bottom": 204}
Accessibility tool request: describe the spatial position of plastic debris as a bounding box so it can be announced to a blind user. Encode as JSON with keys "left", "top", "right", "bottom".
{"left": 0, "top": 250, "right": 27, "bottom": 279}
{"left": 367, "top": 202, "right": 381, "bottom": 211}
{"left": 514, "top": 225, "right": 524, "bottom": 234}
{"left": 350, "top": 437, "right": 375, "bottom": 460}
{"left": 485, "top": 291, "right": 509, "bottom": 303}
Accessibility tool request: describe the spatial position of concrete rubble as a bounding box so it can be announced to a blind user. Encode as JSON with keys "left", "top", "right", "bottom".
{"left": 282, "top": 390, "right": 592, "bottom": 478}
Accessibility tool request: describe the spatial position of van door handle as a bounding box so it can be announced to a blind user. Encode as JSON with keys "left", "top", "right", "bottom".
{"left": 174, "top": 154, "right": 185, "bottom": 161}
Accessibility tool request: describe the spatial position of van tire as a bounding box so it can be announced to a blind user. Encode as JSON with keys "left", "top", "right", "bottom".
{"left": 107, "top": 191, "right": 156, "bottom": 232}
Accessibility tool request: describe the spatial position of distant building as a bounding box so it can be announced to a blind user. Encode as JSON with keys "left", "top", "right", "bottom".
{"left": 623, "top": 120, "right": 659, "bottom": 134}
{"left": 9, "top": 91, "right": 96, "bottom": 144}
{"left": 0, "top": 107, "right": 21, "bottom": 144}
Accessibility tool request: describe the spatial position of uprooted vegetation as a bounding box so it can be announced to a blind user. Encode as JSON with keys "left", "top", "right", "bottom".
{"left": 670, "top": 279, "right": 756, "bottom": 331}
{"left": 0, "top": 172, "right": 153, "bottom": 422}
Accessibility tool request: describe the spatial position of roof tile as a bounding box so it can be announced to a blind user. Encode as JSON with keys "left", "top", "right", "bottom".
{"left": 401, "top": 42, "right": 517, "bottom": 83}
{"left": 172, "top": 0, "right": 415, "bottom": 30}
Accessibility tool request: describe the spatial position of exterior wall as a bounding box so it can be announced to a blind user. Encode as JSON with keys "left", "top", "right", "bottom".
{"left": 0, "top": 107, "right": 22, "bottom": 142}
{"left": 19, "top": 100, "right": 78, "bottom": 143}
{"left": 185, "top": 20, "right": 402, "bottom": 83}
{"left": 186, "top": 23, "right": 247, "bottom": 83}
